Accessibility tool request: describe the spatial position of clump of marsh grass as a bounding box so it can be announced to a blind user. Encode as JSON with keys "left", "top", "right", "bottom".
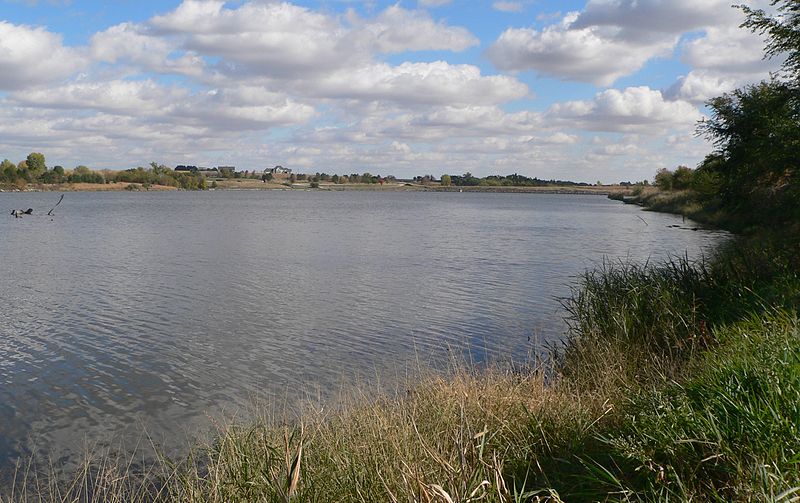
{"left": 166, "top": 366, "right": 612, "bottom": 502}
{"left": 561, "top": 256, "right": 711, "bottom": 389}
{"left": 561, "top": 233, "right": 800, "bottom": 389}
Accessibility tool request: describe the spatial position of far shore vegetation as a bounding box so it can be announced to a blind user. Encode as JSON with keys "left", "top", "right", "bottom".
{"left": 2, "top": 1, "right": 799, "bottom": 501}
{"left": 0, "top": 154, "right": 626, "bottom": 194}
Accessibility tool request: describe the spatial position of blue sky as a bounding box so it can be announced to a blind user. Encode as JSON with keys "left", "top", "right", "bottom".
{"left": 0, "top": 0, "right": 780, "bottom": 182}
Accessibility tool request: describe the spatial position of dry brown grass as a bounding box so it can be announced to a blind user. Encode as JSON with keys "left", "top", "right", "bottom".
{"left": 164, "top": 365, "right": 613, "bottom": 503}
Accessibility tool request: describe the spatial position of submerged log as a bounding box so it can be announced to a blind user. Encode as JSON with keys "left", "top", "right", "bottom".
{"left": 10, "top": 208, "right": 33, "bottom": 218}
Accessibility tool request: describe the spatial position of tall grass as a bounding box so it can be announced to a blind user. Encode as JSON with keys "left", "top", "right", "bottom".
{"left": 598, "top": 311, "right": 800, "bottom": 501}
{"left": 3, "top": 235, "right": 798, "bottom": 502}
{"left": 156, "top": 361, "right": 613, "bottom": 502}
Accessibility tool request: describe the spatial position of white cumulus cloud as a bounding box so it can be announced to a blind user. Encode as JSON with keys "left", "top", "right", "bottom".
{"left": 486, "top": 12, "right": 675, "bottom": 86}
{"left": 547, "top": 86, "right": 701, "bottom": 133}
{"left": 0, "top": 21, "right": 87, "bottom": 90}
{"left": 309, "top": 62, "right": 528, "bottom": 106}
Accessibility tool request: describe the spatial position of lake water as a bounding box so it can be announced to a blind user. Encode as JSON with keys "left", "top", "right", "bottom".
{"left": 0, "top": 190, "right": 728, "bottom": 473}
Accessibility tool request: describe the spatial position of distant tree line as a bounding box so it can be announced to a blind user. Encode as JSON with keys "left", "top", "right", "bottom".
{"left": 265, "top": 172, "right": 397, "bottom": 184}
{"left": 442, "top": 172, "right": 592, "bottom": 187}
{"left": 0, "top": 156, "right": 208, "bottom": 190}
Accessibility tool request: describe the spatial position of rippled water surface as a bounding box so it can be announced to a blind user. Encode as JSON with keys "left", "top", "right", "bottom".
{"left": 0, "top": 190, "right": 727, "bottom": 470}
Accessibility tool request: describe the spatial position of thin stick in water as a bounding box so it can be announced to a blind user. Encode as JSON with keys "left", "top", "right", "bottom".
{"left": 47, "top": 194, "right": 64, "bottom": 216}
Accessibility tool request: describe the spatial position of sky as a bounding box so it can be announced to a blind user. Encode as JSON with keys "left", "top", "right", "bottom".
{"left": 0, "top": 0, "right": 782, "bottom": 183}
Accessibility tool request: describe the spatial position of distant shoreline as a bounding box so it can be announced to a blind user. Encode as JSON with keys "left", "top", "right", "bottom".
{"left": 1, "top": 180, "right": 635, "bottom": 196}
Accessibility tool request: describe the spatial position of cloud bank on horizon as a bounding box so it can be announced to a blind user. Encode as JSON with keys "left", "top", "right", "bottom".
{"left": 0, "top": 0, "right": 781, "bottom": 182}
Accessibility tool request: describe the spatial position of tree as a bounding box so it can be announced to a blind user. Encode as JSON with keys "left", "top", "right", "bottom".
{"left": 40, "top": 165, "right": 66, "bottom": 184}
{"left": 69, "top": 165, "right": 105, "bottom": 184}
{"left": 739, "top": 0, "right": 800, "bottom": 80}
{"left": 26, "top": 152, "right": 46, "bottom": 177}
{"left": 691, "top": 156, "right": 723, "bottom": 197}
{"left": 0, "top": 159, "right": 17, "bottom": 181}
{"left": 654, "top": 168, "right": 674, "bottom": 190}
{"left": 698, "top": 81, "right": 799, "bottom": 206}
{"left": 681, "top": 1, "right": 800, "bottom": 221}
{"left": 441, "top": 174, "right": 451, "bottom": 186}
{"left": 672, "top": 166, "right": 694, "bottom": 190}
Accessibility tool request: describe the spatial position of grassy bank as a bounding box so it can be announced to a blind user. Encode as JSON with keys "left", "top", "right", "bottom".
{"left": 607, "top": 187, "right": 730, "bottom": 229}
{"left": 4, "top": 224, "right": 798, "bottom": 501}
{"left": 608, "top": 184, "right": 800, "bottom": 236}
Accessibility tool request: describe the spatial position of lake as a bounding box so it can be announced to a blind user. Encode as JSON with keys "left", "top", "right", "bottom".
{"left": 0, "top": 190, "right": 728, "bottom": 473}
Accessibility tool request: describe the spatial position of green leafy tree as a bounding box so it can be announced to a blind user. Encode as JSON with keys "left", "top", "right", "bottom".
{"left": 41, "top": 165, "right": 66, "bottom": 184}
{"left": 441, "top": 174, "right": 451, "bottom": 186}
{"left": 0, "top": 159, "right": 17, "bottom": 181}
{"left": 672, "top": 166, "right": 694, "bottom": 190}
{"left": 689, "top": 0, "right": 800, "bottom": 221}
{"left": 654, "top": 168, "right": 674, "bottom": 190}
{"left": 698, "top": 81, "right": 799, "bottom": 209}
{"left": 739, "top": 0, "right": 800, "bottom": 80}
{"left": 26, "top": 153, "right": 46, "bottom": 178}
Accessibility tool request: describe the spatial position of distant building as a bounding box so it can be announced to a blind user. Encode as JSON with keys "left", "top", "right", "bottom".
{"left": 217, "top": 166, "right": 236, "bottom": 174}
{"left": 267, "top": 165, "right": 292, "bottom": 175}
{"left": 199, "top": 167, "right": 219, "bottom": 177}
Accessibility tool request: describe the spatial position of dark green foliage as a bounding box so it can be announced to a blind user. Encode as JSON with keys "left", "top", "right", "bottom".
{"left": 698, "top": 81, "right": 800, "bottom": 221}
{"left": 691, "top": 157, "right": 724, "bottom": 197}
{"left": 672, "top": 166, "right": 694, "bottom": 190}
{"left": 654, "top": 168, "right": 674, "bottom": 190}
{"left": 450, "top": 172, "right": 481, "bottom": 186}
{"left": 69, "top": 165, "right": 105, "bottom": 184}
{"left": 444, "top": 172, "right": 592, "bottom": 187}
{"left": 681, "top": 2, "right": 800, "bottom": 226}
{"left": 739, "top": 0, "right": 800, "bottom": 80}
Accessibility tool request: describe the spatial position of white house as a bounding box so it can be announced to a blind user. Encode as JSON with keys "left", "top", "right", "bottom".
{"left": 267, "top": 165, "right": 292, "bottom": 175}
